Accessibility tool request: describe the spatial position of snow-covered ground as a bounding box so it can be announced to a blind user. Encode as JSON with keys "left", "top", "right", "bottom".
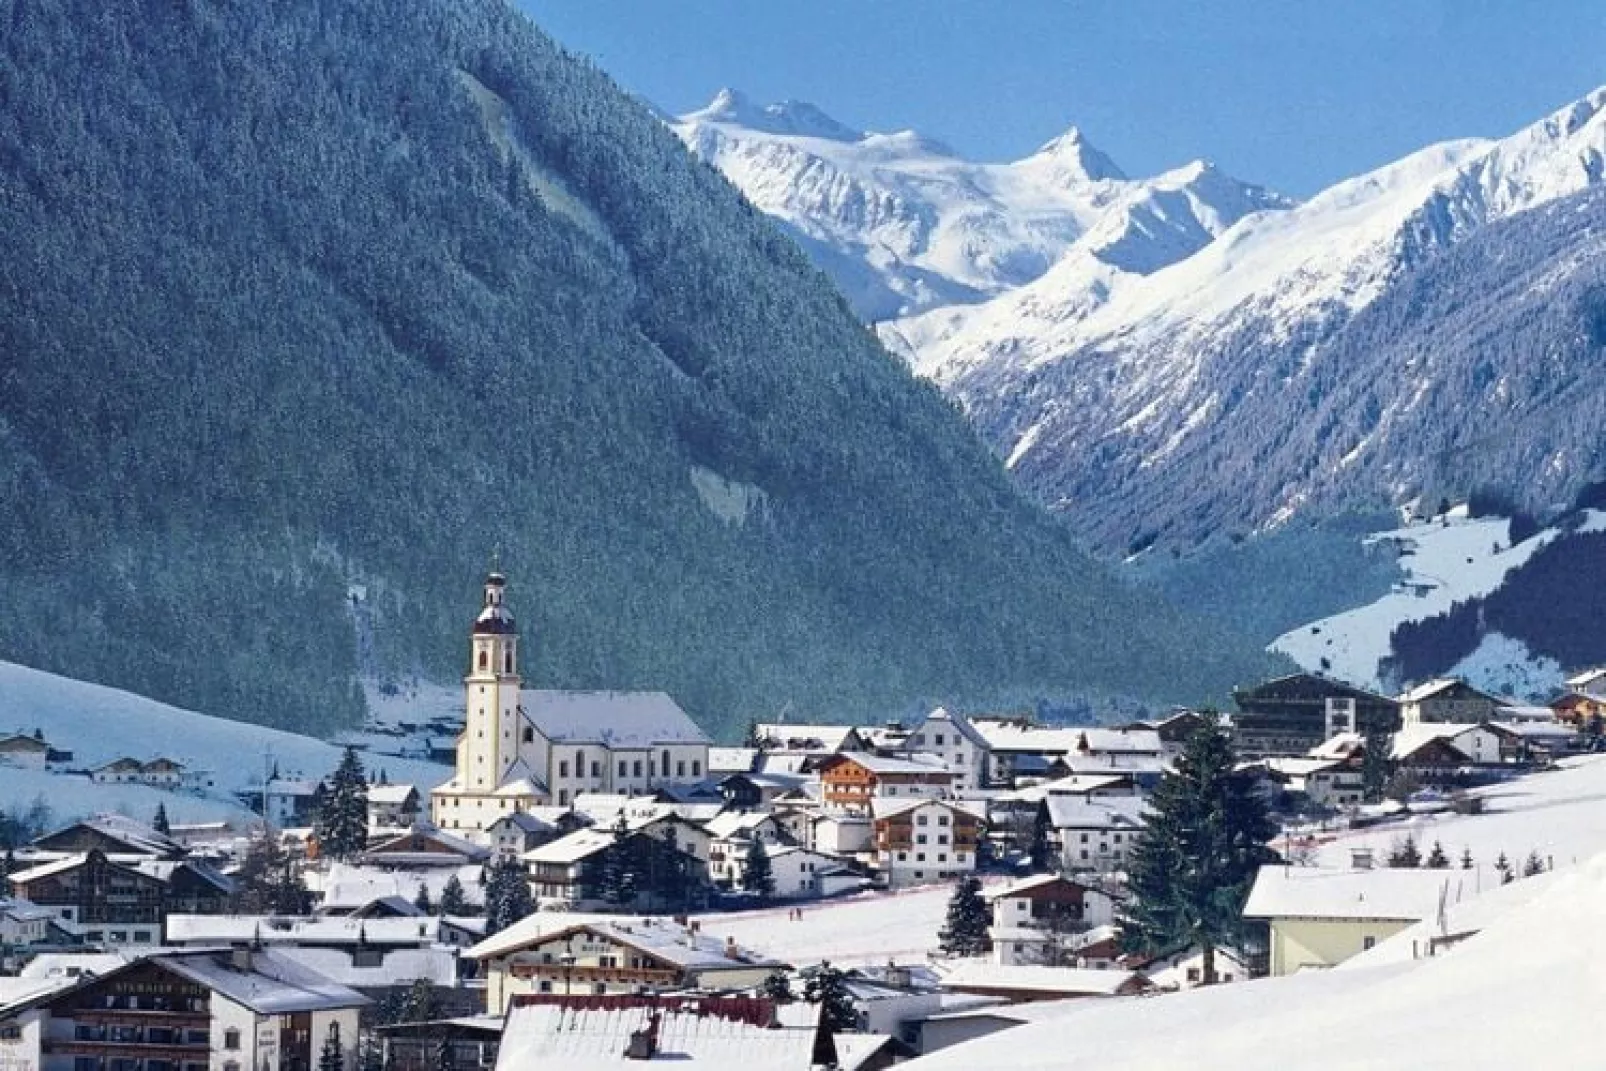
{"left": 1269, "top": 509, "right": 1601, "bottom": 695}
{"left": 0, "top": 661, "right": 450, "bottom": 824}
{"left": 1309, "top": 754, "right": 1606, "bottom": 876}
{"left": 907, "top": 849, "right": 1606, "bottom": 1069}
{"left": 692, "top": 882, "right": 970, "bottom": 967}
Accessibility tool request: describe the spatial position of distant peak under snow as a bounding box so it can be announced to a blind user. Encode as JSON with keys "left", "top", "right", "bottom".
{"left": 684, "top": 87, "right": 863, "bottom": 142}
{"left": 1026, "top": 125, "right": 1127, "bottom": 183}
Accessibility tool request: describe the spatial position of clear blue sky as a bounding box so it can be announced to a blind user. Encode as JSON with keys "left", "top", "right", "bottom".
{"left": 517, "top": 0, "right": 1606, "bottom": 197}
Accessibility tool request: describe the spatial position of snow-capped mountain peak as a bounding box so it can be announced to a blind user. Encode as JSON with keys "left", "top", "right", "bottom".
{"left": 672, "top": 95, "right": 1282, "bottom": 321}
{"left": 684, "top": 87, "right": 863, "bottom": 142}
{"left": 1024, "top": 125, "right": 1127, "bottom": 183}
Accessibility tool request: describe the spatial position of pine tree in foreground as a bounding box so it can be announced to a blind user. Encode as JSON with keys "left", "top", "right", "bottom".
{"left": 1424, "top": 841, "right": 1450, "bottom": 869}
{"left": 1460, "top": 847, "right": 1474, "bottom": 870}
{"left": 1496, "top": 851, "right": 1514, "bottom": 884}
{"left": 803, "top": 961, "right": 858, "bottom": 1032}
{"left": 413, "top": 881, "right": 432, "bottom": 914}
{"left": 152, "top": 802, "right": 171, "bottom": 836}
{"left": 937, "top": 875, "right": 991, "bottom": 957}
{"left": 483, "top": 854, "right": 534, "bottom": 935}
{"left": 1387, "top": 835, "right": 1422, "bottom": 868}
{"left": 313, "top": 747, "right": 370, "bottom": 861}
{"left": 1361, "top": 722, "right": 1392, "bottom": 804}
{"left": 1120, "top": 711, "right": 1279, "bottom": 985}
{"left": 762, "top": 970, "right": 794, "bottom": 1004}
{"left": 741, "top": 838, "right": 776, "bottom": 898}
{"left": 439, "top": 873, "right": 470, "bottom": 916}
{"left": 318, "top": 1028, "right": 343, "bottom": 1071}
{"left": 1523, "top": 850, "right": 1546, "bottom": 877}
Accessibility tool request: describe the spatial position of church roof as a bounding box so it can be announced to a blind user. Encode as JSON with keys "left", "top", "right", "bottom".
{"left": 520, "top": 691, "right": 710, "bottom": 748}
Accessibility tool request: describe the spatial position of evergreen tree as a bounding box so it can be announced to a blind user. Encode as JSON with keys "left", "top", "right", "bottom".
{"left": 1460, "top": 847, "right": 1474, "bottom": 870}
{"left": 483, "top": 854, "right": 533, "bottom": 934}
{"left": 598, "top": 814, "right": 636, "bottom": 907}
{"left": 233, "top": 835, "right": 294, "bottom": 913}
{"left": 1028, "top": 802, "right": 1055, "bottom": 872}
{"left": 1496, "top": 851, "right": 1514, "bottom": 884}
{"left": 742, "top": 718, "right": 764, "bottom": 750}
{"left": 402, "top": 978, "right": 438, "bottom": 1024}
{"left": 313, "top": 747, "right": 370, "bottom": 861}
{"left": 358, "top": 1035, "right": 386, "bottom": 1071}
{"left": 439, "top": 873, "right": 470, "bottom": 916}
{"left": 1120, "top": 712, "right": 1278, "bottom": 985}
{"left": 741, "top": 838, "right": 775, "bottom": 898}
{"left": 1387, "top": 835, "right": 1422, "bottom": 868}
{"left": 803, "top": 962, "right": 857, "bottom": 1033}
{"left": 1424, "top": 841, "right": 1449, "bottom": 869}
{"left": 937, "top": 876, "right": 991, "bottom": 957}
{"left": 318, "top": 1027, "right": 343, "bottom": 1071}
{"left": 1523, "top": 850, "right": 1546, "bottom": 877}
{"left": 413, "top": 881, "right": 432, "bottom": 915}
{"left": 762, "top": 970, "right": 794, "bottom": 1005}
{"left": 1361, "top": 723, "right": 1392, "bottom": 804}
{"left": 152, "top": 803, "right": 172, "bottom": 836}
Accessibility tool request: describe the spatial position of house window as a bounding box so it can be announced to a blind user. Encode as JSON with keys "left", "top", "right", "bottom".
{"left": 633, "top": 761, "right": 643, "bottom": 778}
{"left": 576, "top": 749, "right": 586, "bottom": 769}
{"left": 619, "top": 761, "right": 628, "bottom": 777}
{"left": 938, "top": 815, "right": 949, "bottom": 826}
{"left": 917, "top": 815, "right": 928, "bottom": 826}
{"left": 916, "top": 853, "right": 926, "bottom": 862}
{"left": 558, "top": 789, "right": 569, "bottom": 805}
{"left": 677, "top": 761, "right": 686, "bottom": 777}
{"left": 692, "top": 760, "right": 701, "bottom": 776}
{"left": 523, "top": 727, "right": 534, "bottom": 743}
{"left": 935, "top": 734, "right": 945, "bottom": 745}
{"left": 224, "top": 1029, "right": 241, "bottom": 1051}
{"left": 1363, "top": 936, "right": 1377, "bottom": 950}
{"left": 538, "top": 980, "right": 552, "bottom": 993}
{"left": 663, "top": 750, "right": 671, "bottom": 775}
{"left": 559, "top": 761, "right": 570, "bottom": 778}
{"left": 592, "top": 762, "right": 601, "bottom": 778}
{"left": 938, "top": 854, "right": 947, "bottom": 862}
{"left": 916, "top": 834, "right": 927, "bottom": 844}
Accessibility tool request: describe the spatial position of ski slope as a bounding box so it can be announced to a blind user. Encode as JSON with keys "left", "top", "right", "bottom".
{"left": 0, "top": 661, "right": 450, "bottom": 824}
{"left": 693, "top": 882, "right": 968, "bottom": 967}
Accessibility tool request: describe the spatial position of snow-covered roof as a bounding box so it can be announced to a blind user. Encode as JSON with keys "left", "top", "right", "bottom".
{"left": 1389, "top": 723, "right": 1485, "bottom": 761}
{"left": 1398, "top": 678, "right": 1501, "bottom": 704}
{"left": 1495, "top": 705, "right": 1560, "bottom": 723}
{"left": 983, "top": 873, "right": 1104, "bottom": 903}
{"left": 975, "top": 723, "right": 1163, "bottom": 757}
{"left": 1565, "top": 667, "right": 1606, "bottom": 689}
{"left": 490, "top": 811, "right": 560, "bottom": 835}
{"left": 1043, "top": 795, "right": 1148, "bottom": 831}
{"left": 708, "top": 746, "right": 759, "bottom": 773}
{"left": 753, "top": 723, "right": 861, "bottom": 752}
{"left": 521, "top": 690, "right": 711, "bottom": 748}
{"left": 156, "top": 949, "right": 369, "bottom": 1014}
{"left": 915, "top": 707, "right": 991, "bottom": 749}
{"left": 702, "top": 810, "right": 778, "bottom": 840}
{"left": 939, "top": 961, "right": 1146, "bottom": 996}
{"left": 494, "top": 999, "right": 817, "bottom": 1070}
{"left": 825, "top": 752, "right": 953, "bottom": 776}
{"left": 1262, "top": 757, "right": 1347, "bottom": 778}
{"left": 166, "top": 914, "right": 443, "bottom": 947}
{"left": 366, "top": 783, "right": 418, "bottom": 805}
{"left": 7, "top": 854, "right": 93, "bottom": 885}
{"left": 469, "top": 914, "right": 783, "bottom": 972}
{"left": 994, "top": 773, "right": 1133, "bottom": 804}
{"left": 1308, "top": 732, "right": 1365, "bottom": 760}
{"left": 523, "top": 827, "right": 617, "bottom": 866}
{"left": 869, "top": 797, "right": 985, "bottom": 822}
{"left": 314, "top": 863, "right": 484, "bottom": 910}
{"left": 1488, "top": 720, "right": 1577, "bottom": 740}
{"left": 1242, "top": 865, "right": 1468, "bottom": 922}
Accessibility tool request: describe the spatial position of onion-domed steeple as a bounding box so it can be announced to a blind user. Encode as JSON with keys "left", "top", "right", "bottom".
{"left": 473, "top": 570, "right": 517, "bottom": 635}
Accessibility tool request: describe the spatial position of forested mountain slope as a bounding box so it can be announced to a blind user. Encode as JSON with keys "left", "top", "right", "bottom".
{"left": 0, "top": 0, "right": 1281, "bottom": 737}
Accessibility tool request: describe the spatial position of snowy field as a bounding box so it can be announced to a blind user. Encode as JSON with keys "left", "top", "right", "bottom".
{"left": 1309, "top": 753, "right": 1606, "bottom": 876}
{"left": 0, "top": 661, "right": 450, "bottom": 824}
{"left": 693, "top": 882, "right": 972, "bottom": 967}
{"left": 908, "top": 850, "right": 1606, "bottom": 1069}
{"left": 1270, "top": 509, "right": 1606, "bottom": 695}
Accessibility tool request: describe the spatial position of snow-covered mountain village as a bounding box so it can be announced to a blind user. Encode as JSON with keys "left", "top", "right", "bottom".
{"left": 6, "top": 2, "right": 1606, "bottom": 1070}
{"left": 4, "top": 557, "right": 1606, "bottom": 1069}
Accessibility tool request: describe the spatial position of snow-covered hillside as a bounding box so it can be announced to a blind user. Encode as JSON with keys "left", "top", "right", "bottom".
{"left": 0, "top": 661, "right": 450, "bottom": 824}
{"left": 692, "top": 881, "right": 963, "bottom": 967}
{"left": 1272, "top": 509, "right": 1606, "bottom": 696}
{"left": 908, "top": 847, "right": 1606, "bottom": 1069}
{"left": 671, "top": 89, "right": 1288, "bottom": 321}
{"left": 895, "top": 87, "right": 1606, "bottom": 547}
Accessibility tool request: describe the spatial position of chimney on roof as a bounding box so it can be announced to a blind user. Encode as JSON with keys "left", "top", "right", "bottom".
{"left": 624, "top": 1012, "right": 661, "bottom": 1060}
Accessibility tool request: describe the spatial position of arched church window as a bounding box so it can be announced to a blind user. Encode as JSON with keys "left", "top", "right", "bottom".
{"left": 504, "top": 649, "right": 513, "bottom": 673}
{"left": 478, "top": 650, "right": 488, "bottom": 670}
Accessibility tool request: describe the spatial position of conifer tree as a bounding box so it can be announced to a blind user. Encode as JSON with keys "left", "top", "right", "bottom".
{"left": 1424, "top": 841, "right": 1450, "bottom": 869}
{"left": 439, "top": 873, "right": 470, "bottom": 916}
{"left": 1120, "top": 712, "right": 1278, "bottom": 985}
{"left": 1523, "top": 850, "right": 1545, "bottom": 877}
{"left": 762, "top": 970, "right": 794, "bottom": 1005}
{"left": 314, "top": 747, "right": 370, "bottom": 861}
{"left": 1387, "top": 835, "right": 1422, "bottom": 868}
{"left": 359, "top": 1035, "right": 386, "bottom": 1071}
{"left": 1361, "top": 722, "right": 1392, "bottom": 804}
{"left": 741, "top": 838, "right": 775, "bottom": 898}
{"left": 937, "top": 876, "right": 991, "bottom": 957}
{"left": 803, "top": 961, "right": 857, "bottom": 1033}
{"left": 1496, "top": 851, "right": 1514, "bottom": 884}
{"left": 483, "top": 854, "right": 533, "bottom": 934}
{"left": 318, "top": 1028, "right": 343, "bottom": 1071}
{"left": 413, "top": 881, "right": 432, "bottom": 914}
{"left": 1028, "top": 802, "right": 1055, "bottom": 872}
{"left": 152, "top": 803, "right": 172, "bottom": 836}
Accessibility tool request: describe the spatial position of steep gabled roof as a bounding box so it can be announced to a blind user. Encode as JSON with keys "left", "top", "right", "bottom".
{"left": 521, "top": 691, "right": 710, "bottom": 748}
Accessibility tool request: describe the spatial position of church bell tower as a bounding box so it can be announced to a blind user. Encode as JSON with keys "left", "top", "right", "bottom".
{"left": 464, "top": 568, "right": 521, "bottom": 791}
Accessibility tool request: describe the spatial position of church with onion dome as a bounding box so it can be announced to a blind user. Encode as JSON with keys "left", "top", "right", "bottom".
{"left": 429, "top": 570, "right": 712, "bottom": 837}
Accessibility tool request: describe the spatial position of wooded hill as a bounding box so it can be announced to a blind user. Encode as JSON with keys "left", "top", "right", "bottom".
{"left": 0, "top": 0, "right": 1282, "bottom": 737}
